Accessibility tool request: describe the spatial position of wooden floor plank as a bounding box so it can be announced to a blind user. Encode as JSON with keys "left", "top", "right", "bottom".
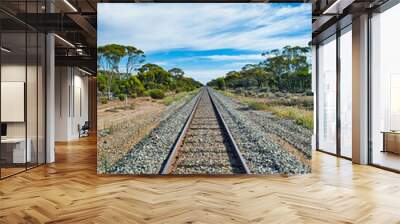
{"left": 0, "top": 136, "right": 399, "bottom": 223}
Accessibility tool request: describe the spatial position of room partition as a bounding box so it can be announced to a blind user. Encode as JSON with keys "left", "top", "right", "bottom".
{"left": 0, "top": 0, "right": 46, "bottom": 179}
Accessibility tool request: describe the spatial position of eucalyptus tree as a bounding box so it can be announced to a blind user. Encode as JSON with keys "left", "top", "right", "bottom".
{"left": 98, "top": 44, "right": 126, "bottom": 99}
{"left": 262, "top": 45, "right": 311, "bottom": 92}
{"left": 207, "top": 45, "right": 311, "bottom": 93}
{"left": 125, "top": 46, "right": 145, "bottom": 78}
{"left": 168, "top": 68, "right": 185, "bottom": 79}
{"left": 138, "top": 63, "right": 173, "bottom": 90}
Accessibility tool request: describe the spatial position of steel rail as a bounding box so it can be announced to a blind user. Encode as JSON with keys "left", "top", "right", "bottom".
{"left": 161, "top": 87, "right": 250, "bottom": 174}
{"left": 207, "top": 88, "right": 251, "bottom": 174}
{"left": 160, "top": 88, "right": 204, "bottom": 174}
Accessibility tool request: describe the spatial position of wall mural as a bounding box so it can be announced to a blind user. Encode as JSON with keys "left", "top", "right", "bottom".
{"left": 97, "top": 3, "right": 313, "bottom": 175}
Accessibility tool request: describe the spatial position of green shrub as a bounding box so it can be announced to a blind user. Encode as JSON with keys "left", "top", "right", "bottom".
{"left": 305, "top": 90, "right": 314, "bottom": 96}
{"left": 105, "top": 108, "right": 118, "bottom": 113}
{"left": 244, "top": 91, "right": 253, "bottom": 97}
{"left": 149, "top": 89, "right": 165, "bottom": 99}
{"left": 100, "top": 97, "right": 108, "bottom": 104}
{"left": 118, "top": 94, "right": 126, "bottom": 101}
{"left": 220, "top": 90, "right": 236, "bottom": 99}
{"left": 162, "top": 92, "right": 188, "bottom": 106}
{"left": 268, "top": 96, "right": 313, "bottom": 109}
{"left": 234, "top": 89, "right": 244, "bottom": 95}
{"left": 114, "top": 103, "right": 135, "bottom": 111}
{"left": 244, "top": 100, "right": 268, "bottom": 110}
{"left": 258, "top": 93, "right": 270, "bottom": 98}
{"left": 162, "top": 96, "right": 174, "bottom": 106}
{"left": 128, "top": 103, "right": 135, "bottom": 110}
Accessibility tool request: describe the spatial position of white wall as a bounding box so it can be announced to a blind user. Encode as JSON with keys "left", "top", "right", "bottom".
{"left": 71, "top": 73, "right": 89, "bottom": 138}
{"left": 55, "top": 67, "right": 89, "bottom": 141}
{"left": 55, "top": 67, "right": 70, "bottom": 141}
{"left": 1, "top": 64, "right": 25, "bottom": 81}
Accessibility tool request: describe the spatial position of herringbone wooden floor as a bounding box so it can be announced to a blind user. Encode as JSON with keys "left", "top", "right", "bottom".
{"left": 1, "top": 136, "right": 400, "bottom": 224}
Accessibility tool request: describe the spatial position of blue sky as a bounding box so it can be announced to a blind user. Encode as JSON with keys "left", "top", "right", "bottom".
{"left": 98, "top": 3, "right": 311, "bottom": 84}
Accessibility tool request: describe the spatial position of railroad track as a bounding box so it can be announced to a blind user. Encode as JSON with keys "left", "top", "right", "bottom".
{"left": 160, "top": 88, "right": 250, "bottom": 174}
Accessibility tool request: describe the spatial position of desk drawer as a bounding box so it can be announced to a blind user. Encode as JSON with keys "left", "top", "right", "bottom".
{"left": 384, "top": 133, "right": 400, "bottom": 154}
{"left": 1, "top": 140, "right": 31, "bottom": 163}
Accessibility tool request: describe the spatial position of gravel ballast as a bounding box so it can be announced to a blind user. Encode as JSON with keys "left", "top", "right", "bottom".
{"left": 216, "top": 92, "right": 312, "bottom": 159}
{"left": 107, "top": 88, "right": 311, "bottom": 175}
{"left": 108, "top": 93, "right": 200, "bottom": 174}
{"left": 209, "top": 90, "right": 311, "bottom": 174}
{"left": 172, "top": 90, "right": 245, "bottom": 175}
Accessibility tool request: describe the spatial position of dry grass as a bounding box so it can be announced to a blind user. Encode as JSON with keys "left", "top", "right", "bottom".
{"left": 162, "top": 92, "right": 189, "bottom": 106}
{"left": 97, "top": 97, "right": 165, "bottom": 131}
{"left": 162, "top": 90, "right": 200, "bottom": 105}
{"left": 97, "top": 91, "right": 199, "bottom": 172}
{"left": 242, "top": 100, "right": 268, "bottom": 110}
{"left": 267, "top": 106, "right": 313, "bottom": 129}
{"left": 220, "top": 90, "right": 313, "bottom": 130}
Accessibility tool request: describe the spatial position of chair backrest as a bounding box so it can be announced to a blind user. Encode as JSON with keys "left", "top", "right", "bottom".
{"left": 82, "top": 121, "right": 90, "bottom": 129}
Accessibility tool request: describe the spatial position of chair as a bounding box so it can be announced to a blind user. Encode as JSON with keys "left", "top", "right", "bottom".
{"left": 78, "top": 121, "right": 90, "bottom": 138}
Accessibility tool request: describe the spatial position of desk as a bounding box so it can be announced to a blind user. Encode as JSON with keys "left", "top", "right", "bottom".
{"left": 1, "top": 138, "right": 31, "bottom": 163}
{"left": 382, "top": 131, "right": 400, "bottom": 154}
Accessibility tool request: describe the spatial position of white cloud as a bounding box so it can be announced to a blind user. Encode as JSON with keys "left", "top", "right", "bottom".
{"left": 184, "top": 68, "right": 235, "bottom": 84}
{"left": 203, "top": 54, "right": 264, "bottom": 61}
{"left": 224, "top": 61, "right": 260, "bottom": 68}
{"left": 98, "top": 3, "right": 311, "bottom": 52}
{"left": 153, "top": 61, "right": 168, "bottom": 66}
